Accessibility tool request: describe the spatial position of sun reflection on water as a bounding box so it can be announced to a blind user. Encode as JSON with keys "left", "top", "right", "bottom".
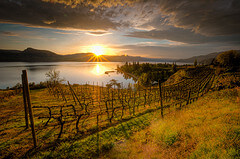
{"left": 91, "top": 64, "right": 106, "bottom": 76}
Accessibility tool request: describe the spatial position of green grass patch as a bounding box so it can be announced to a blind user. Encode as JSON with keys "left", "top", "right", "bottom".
{"left": 29, "top": 110, "right": 158, "bottom": 158}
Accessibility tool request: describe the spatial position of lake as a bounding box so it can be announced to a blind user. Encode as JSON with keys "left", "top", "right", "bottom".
{"left": 0, "top": 61, "right": 189, "bottom": 89}
{"left": 0, "top": 62, "right": 136, "bottom": 89}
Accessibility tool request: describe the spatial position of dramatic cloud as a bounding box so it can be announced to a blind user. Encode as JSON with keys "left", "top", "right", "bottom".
{"left": 0, "top": 0, "right": 240, "bottom": 58}
{"left": 156, "top": 0, "right": 240, "bottom": 36}
{"left": 41, "top": 0, "right": 137, "bottom": 7}
{"left": 43, "top": 0, "right": 240, "bottom": 36}
{"left": 0, "top": 31, "right": 19, "bottom": 37}
{"left": 102, "top": 1, "right": 163, "bottom": 30}
{"left": 86, "top": 31, "right": 112, "bottom": 36}
{"left": 0, "top": 0, "right": 118, "bottom": 31}
{"left": 0, "top": 30, "right": 55, "bottom": 40}
{"left": 53, "top": 31, "right": 75, "bottom": 35}
{"left": 113, "top": 43, "right": 240, "bottom": 59}
{"left": 1, "top": 0, "right": 239, "bottom": 36}
{"left": 126, "top": 28, "right": 240, "bottom": 44}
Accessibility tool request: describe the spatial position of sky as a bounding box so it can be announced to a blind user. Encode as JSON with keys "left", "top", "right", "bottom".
{"left": 0, "top": 0, "right": 240, "bottom": 59}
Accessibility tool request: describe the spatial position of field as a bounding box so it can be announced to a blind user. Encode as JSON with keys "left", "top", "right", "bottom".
{"left": 0, "top": 66, "right": 239, "bottom": 158}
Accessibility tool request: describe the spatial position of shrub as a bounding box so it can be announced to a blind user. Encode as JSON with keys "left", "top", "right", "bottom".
{"left": 151, "top": 121, "right": 180, "bottom": 146}
{"left": 45, "top": 69, "right": 64, "bottom": 86}
{"left": 215, "top": 50, "right": 240, "bottom": 70}
{"left": 214, "top": 73, "right": 240, "bottom": 90}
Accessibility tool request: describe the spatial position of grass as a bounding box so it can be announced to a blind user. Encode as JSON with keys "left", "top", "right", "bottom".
{"left": 1, "top": 79, "right": 191, "bottom": 158}
{"left": 29, "top": 109, "right": 157, "bottom": 158}
{"left": 0, "top": 87, "right": 163, "bottom": 158}
{"left": 102, "top": 87, "right": 240, "bottom": 159}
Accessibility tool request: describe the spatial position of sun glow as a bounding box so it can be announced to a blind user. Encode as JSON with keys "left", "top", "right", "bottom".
{"left": 91, "top": 45, "right": 105, "bottom": 56}
{"left": 91, "top": 64, "right": 106, "bottom": 75}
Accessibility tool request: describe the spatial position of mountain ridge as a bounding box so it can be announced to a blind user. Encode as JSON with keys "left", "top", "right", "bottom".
{"left": 1, "top": 48, "right": 239, "bottom": 63}
{"left": 0, "top": 48, "right": 171, "bottom": 62}
{"left": 176, "top": 50, "right": 240, "bottom": 64}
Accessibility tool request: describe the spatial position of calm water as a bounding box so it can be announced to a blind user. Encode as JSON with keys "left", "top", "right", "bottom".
{"left": 0, "top": 62, "right": 136, "bottom": 89}
{"left": 0, "top": 61, "right": 190, "bottom": 89}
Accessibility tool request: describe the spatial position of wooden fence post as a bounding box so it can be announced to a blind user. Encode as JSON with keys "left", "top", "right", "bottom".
{"left": 96, "top": 114, "right": 100, "bottom": 156}
{"left": 21, "top": 74, "right": 29, "bottom": 129}
{"left": 186, "top": 89, "right": 191, "bottom": 105}
{"left": 22, "top": 70, "right": 37, "bottom": 147}
{"left": 158, "top": 80, "right": 163, "bottom": 118}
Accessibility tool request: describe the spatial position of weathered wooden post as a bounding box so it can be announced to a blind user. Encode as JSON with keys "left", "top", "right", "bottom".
{"left": 57, "top": 106, "right": 64, "bottom": 139}
{"left": 68, "top": 81, "right": 77, "bottom": 105}
{"left": 21, "top": 74, "right": 29, "bottom": 129}
{"left": 186, "top": 89, "right": 191, "bottom": 105}
{"left": 22, "top": 70, "right": 37, "bottom": 147}
{"left": 197, "top": 85, "right": 200, "bottom": 99}
{"left": 96, "top": 114, "right": 100, "bottom": 156}
{"left": 158, "top": 80, "right": 163, "bottom": 118}
{"left": 144, "top": 88, "right": 147, "bottom": 108}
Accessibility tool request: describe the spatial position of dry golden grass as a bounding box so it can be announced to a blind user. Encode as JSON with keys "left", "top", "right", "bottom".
{"left": 102, "top": 87, "right": 240, "bottom": 159}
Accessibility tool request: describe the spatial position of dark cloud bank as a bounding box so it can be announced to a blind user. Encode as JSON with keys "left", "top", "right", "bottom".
{"left": 0, "top": 0, "right": 118, "bottom": 31}
{"left": 1, "top": 0, "right": 239, "bottom": 34}
{"left": 126, "top": 28, "right": 240, "bottom": 44}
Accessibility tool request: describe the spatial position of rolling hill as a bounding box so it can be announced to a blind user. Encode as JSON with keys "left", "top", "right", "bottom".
{"left": 176, "top": 50, "right": 240, "bottom": 64}
{"left": 0, "top": 48, "right": 168, "bottom": 62}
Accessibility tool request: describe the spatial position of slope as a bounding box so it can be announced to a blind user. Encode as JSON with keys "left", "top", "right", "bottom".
{"left": 176, "top": 50, "right": 240, "bottom": 65}
{"left": 103, "top": 87, "right": 240, "bottom": 159}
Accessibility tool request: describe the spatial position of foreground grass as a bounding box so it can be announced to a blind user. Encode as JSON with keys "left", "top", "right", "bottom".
{"left": 0, "top": 85, "right": 164, "bottom": 158}
{"left": 30, "top": 111, "right": 155, "bottom": 158}
{"left": 1, "top": 86, "right": 239, "bottom": 158}
{"left": 102, "top": 87, "right": 240, "bottom": 159}
{"left": 0, "top": 87, "right": 161, "bottom": 158}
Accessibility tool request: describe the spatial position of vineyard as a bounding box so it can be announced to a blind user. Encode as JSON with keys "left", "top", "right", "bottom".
{"left": 27, "top": 67, "right": 215, "bottom": 143}
{"left": 0, "top": 66, "right": 222, "bottom": 158}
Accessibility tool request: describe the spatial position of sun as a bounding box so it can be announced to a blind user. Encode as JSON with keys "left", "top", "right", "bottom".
{"left": 91, "top": 45, "right": 105, "bottom": 56}
{"left": 86, "top": 44, "right": 109, "bottom": 62}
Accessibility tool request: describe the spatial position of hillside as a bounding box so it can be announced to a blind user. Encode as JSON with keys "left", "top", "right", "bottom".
{"left": 0, "top": 48, "right": 166, "bottom": 62}
{"left": 176, "top": 50, "right": 240, "bottom": 64}
{"left": 0, "top": 48, "right": 61, "bottom": 62}
{"left": 103, "top": 87, "right": 240, "bottom": 158}
{"left": 1, "top": 79, "right": 239, "bottom": 158}
{"left": 0, "top": 67, "right": 239, "bottom": 158}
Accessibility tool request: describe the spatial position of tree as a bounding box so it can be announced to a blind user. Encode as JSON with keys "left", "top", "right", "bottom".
{"left": 45, "top": 69, "right": 64, "bottom": 86}
{"left": 216, "top": 50, "right": 240, "bottom": 69}
{"left": 106, "top": 79, "right": 121, "bottom": 89}
{"left": 172, "top": 63, "right": 177, "bottom": 73}
{"left": 194, "top": 59, "right": 197, "bottom": 67}
{"left": 138, "top": 73, "right": 151, "bottom": 86}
